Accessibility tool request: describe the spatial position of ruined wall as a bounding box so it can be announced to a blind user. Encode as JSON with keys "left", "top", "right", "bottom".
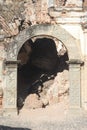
{"left": 0, "top": 0, "right": 85, "bottom": 64}
{"left": 0, "top": 0, "right": 87, "bottom": 112}
{"left": 0, "top": 1, "right": 52, "bottom": 108}
{"left": 0, "top": 0, "right": 51, "bottom": 39}
{"left": 0, "top": 1, "right": 84, "bottom": 44}
{"left": 0, "top": 0, "right": 85, "bottom": 38}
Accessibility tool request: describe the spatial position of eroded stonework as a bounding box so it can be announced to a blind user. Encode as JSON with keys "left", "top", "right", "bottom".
{"left": 0, "top": 0, "right": 87, "bottom": 115}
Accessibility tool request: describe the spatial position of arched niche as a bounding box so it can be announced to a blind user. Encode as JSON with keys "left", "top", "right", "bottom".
{"left": 3, "top": 24, "right": 83, "bottom": 115}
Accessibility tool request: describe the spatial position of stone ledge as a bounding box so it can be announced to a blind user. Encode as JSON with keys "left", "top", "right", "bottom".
{"left": 54, "top": 7, "right": 83, "bottom": 12}
{"left": 66, "top": 59, "right": 84, "bottom": 65}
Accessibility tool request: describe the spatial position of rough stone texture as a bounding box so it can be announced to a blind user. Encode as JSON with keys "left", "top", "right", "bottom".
{"left": 55, "top": 0, "right": 67, "bottom": 7}
{"left": 24, "top": 94, "right": 43, "bottom": 109}
{"left": 46, "top": 70, "right": 69, "bottom": 105}
{"left": 23, "top": 0, "right": 51, "bottom": 24}
{"left": 0, "top": 0, "right": 51, "bottom": 37}
{"left": 0, "top": 0, "right": 83, "bottom": 37}
{"left": 0, "top": 0, "right": 86, "bottom": 115}
{"left": 65, "top": 0, "right": 82, "bottom": 7}
{"left": 56, "top": 70, "right": 69, "bottom": 95}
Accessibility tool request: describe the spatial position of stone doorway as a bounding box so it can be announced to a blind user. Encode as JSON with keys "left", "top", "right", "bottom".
{"left": 3, "top": 24, "right": 82, "bottom": 115}
{"left": 17, "top": 37, "right": 69, "bottom": 111}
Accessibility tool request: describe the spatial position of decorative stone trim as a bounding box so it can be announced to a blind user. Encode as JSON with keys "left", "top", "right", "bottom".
{"left": 68, "top": 59, "right": 83, "bottom": 108}
{"left": 66, "top": 59, "right": 84, "bottom": 65}
{"left": 4, "top": 60, "right": 21, "bottom": 65}
{"left": 3, "top": 61, "right": 18, "bottom": 115}
{"left": 2, "top": 24, "right": 82, "bottom": 115}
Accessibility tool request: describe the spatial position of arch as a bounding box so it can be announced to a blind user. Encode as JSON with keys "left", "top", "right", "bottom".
{"left": 7, "top": 24, "right": 82, "bottom": 61}
{"left": 3, "top": 24, "right": 83, "bottom": 115}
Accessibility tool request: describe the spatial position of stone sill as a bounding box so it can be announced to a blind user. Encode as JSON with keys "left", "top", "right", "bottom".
{"left": 55, "top": 17, "right": 82, "bottom": 24}
{"left": 54, "top": 7, "right": 83, "bottom": 12}
{"left": 66, "top": 60, "right": 84, "bottom": 65}
{"left": 48, "top": 7, "right": 84, "bottom": 18}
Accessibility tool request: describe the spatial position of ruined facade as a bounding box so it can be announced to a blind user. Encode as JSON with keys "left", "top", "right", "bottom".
{"left": 0, "top": 0, "right": 87, "bottom": 115}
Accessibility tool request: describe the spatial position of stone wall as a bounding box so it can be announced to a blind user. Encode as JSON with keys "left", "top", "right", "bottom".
{"left": 0, "top": 0, "right": 87, "bottom": 113}
{"left": 0, "top": 0, "right": 85, "bottom": 39}
{"left": 0, "top": 45, "right": 5, "bottom": 111}
{"left": 0, "top": 0, "right": 51, "bottom": 39}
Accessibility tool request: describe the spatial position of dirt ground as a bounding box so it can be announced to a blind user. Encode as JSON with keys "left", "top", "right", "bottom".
{"left": 19, "top": 98, "right": 69, "bottom": 122}
{"left": 0, "top": 98, "right": 87, "bottom": 130}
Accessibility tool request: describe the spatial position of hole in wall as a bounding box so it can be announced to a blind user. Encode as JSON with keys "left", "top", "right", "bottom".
{"left": 17, "top": 37, "right": 69, "bottom": 111}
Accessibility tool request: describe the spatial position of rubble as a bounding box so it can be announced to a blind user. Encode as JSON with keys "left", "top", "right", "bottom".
{"left": 24, "top": 94, "right": 44, "bottom": 109}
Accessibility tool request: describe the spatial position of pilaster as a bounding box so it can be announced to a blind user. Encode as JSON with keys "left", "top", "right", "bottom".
{"left": 3, "top": 60, "right": 18, "bottom": 116}
{"left": 68, "top": 60, "right": 83, "bottom": 109}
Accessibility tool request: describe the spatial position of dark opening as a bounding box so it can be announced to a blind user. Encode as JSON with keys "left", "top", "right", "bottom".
{"left": 17, "top": 37, "right": 69, "bottom": 110}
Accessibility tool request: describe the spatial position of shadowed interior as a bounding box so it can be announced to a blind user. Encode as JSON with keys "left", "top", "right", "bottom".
{"left": 17, "top": 37, "right": 69, "bottom": 110}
